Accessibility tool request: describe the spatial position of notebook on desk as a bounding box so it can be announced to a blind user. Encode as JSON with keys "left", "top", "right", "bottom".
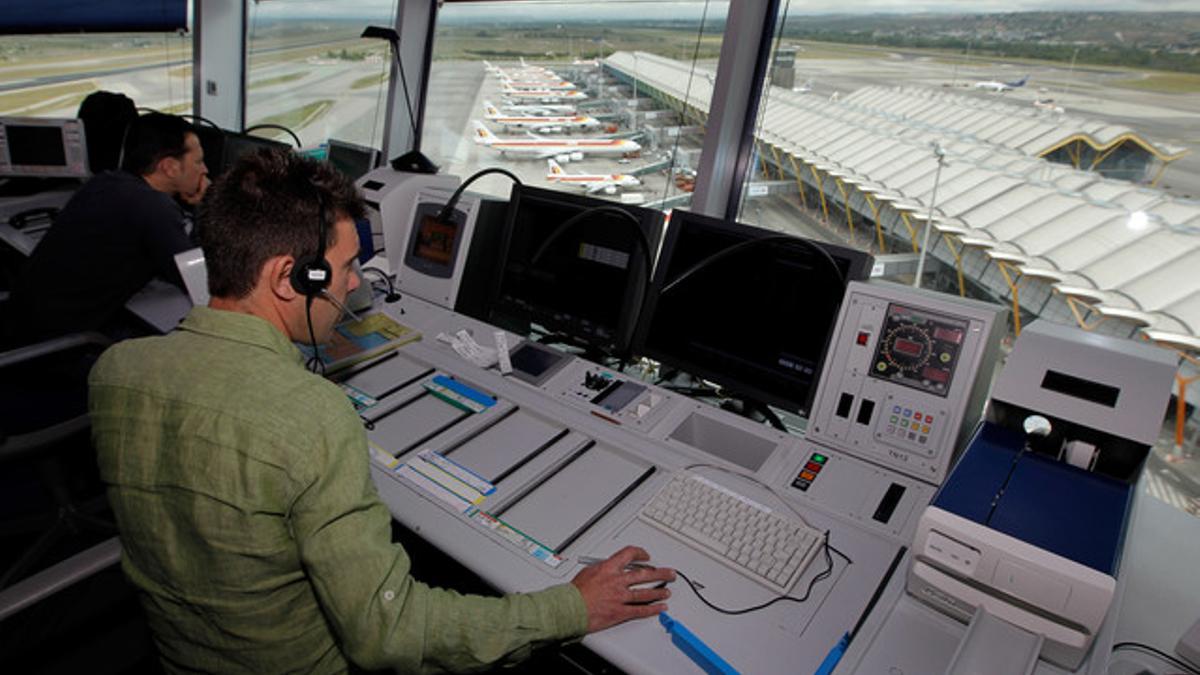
{"left": 298, "top": 311, "right": 421, "bottom": 374}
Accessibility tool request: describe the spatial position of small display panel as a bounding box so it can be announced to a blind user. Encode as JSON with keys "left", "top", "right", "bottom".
{"left": 8, "top": 125, "right": 67, "bottom": 166}
{"left": 412, "top": 214, "right": 459, "bottom": 266}
{"left": 508, "top": 341, "right": 571, "bottom": 386}
{"left": 869, "top": 303, "right": 969, "bottom": 397}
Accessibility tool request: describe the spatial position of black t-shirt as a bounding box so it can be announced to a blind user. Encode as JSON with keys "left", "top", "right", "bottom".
{"left": 7, "top": 170, "right": 192, "bottom": 344}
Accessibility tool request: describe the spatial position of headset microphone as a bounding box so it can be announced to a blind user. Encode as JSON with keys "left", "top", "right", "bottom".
{"left": 295, "top": 194, "right": 334, "bottom": 374}
{"left": 319, "top": 288, "right": 362, "bottom": 323}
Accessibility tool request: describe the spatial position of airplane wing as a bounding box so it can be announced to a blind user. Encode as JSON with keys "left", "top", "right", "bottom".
{"left": 585, "top": 182, "right": 611, "bottom": 194}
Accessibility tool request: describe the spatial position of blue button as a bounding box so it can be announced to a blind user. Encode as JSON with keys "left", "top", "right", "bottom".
{"left": 903, "top": 409, "right": 912, "bottom": 417}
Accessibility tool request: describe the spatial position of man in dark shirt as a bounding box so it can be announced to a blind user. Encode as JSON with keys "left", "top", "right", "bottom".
{"left": 5, "top": 112, "right": 209, "bottom": 345}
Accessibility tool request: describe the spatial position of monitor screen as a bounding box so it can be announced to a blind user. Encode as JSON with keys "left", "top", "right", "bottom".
{"left": 633, "top": 209, "right": 873, "bottom": 416}
{"left": 327, "top": 139, "right": 379, "bottom": 181}
{"left": 489, "top": 185, "right": 665, "bottom": 356}
{"left": 0, "top": 116, "right": 89, "bottom": 178}
{"left": 869, "top": 303, "right": 970, "bottom": 398}
{"left": 220, "top": 133, "right": 288, "bottom": 173}
{"left": 410, "top": 210, "right": 460, "bottom": 269}
{"left": 8, "top": 125, "right": 67, "bottom": 166}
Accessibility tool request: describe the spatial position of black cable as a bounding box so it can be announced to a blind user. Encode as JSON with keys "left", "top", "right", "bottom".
{"left": 305, "top": 296, "right": 325, "bottom": 375}
{"left": 361, "top": 265, "right": 401, "bottom": 303}
{"left": 1111, "top": 642, "right": 1200, "bottom": 675}
{"left": 244, "top": 123, "right": 303, "bottom": 148}
{"left": 178, "top": 113, "right": 220, "bottom": 129}
{"left": 529, "top": 204, "right": 654, "bottom": 359}
{"left": 674, "top": 531, "right": 838, "bottom": 616}
{"left": 661, "top": 233, "right": 845, "bottom": 296}
{"left": 435, "top": 167, "right": 522, "bottom": 223}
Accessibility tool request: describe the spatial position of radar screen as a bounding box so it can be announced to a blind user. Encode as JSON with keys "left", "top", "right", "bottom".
{"left": 869, "top": 304, "right": 969, "bottom": 397}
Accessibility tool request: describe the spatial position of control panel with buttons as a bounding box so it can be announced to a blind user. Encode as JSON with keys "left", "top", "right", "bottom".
{"left": 805, "top": 282, "right": 1007, "bottom": 485}
{"left": 544, "top": 360, "right": 676, "bottom": 432}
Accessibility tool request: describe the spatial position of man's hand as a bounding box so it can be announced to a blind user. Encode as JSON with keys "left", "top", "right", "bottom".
{"left": 181, "top": 174, "right": 211, "bottom": 206}
{"left": 571, "top": 546, "right": 676, "bottom": 633}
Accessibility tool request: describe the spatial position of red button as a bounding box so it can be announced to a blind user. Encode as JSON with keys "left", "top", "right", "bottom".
{"left": 856, "top": 331, "right": 870, "bottom": 346}
{"left": 925, "top": 414, "right": 933, "bottom": 423}
{"left": 805, "top": 461, "right": 822, "bottom": 472}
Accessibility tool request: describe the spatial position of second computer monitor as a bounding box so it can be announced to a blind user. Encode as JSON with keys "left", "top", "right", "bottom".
{"left": 0, "top": 116, "right": 89, "bottom": 179}
{"left": 489, "top": 185, "right": 665, "bottom": 356}
{"left": 633, "top": 209, "right": 873, "bottom": 417}
{"left": 327, "top": 139, "right": 380, "bottom": 181}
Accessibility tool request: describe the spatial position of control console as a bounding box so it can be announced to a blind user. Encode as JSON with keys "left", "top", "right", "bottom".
{"left": 806, "top": 281, "right": 1007, "bottom": 485}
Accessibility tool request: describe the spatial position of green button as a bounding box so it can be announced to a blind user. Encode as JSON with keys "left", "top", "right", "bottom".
{"left": 811, "top": 453, "right": 827, "bottom": 464}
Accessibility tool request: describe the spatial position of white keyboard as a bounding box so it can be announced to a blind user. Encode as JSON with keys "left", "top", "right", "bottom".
{"left": 638, "top": 472, "right": 824, "bottom": 595}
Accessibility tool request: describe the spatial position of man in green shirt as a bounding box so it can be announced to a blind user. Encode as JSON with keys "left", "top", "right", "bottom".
{"left": 89, "top": 148, "right": 674, "bottom": 674}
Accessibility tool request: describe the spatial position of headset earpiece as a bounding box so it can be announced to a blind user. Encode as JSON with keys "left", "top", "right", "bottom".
{"left": 290, "top": 195, "right": 332, "bottom": 297}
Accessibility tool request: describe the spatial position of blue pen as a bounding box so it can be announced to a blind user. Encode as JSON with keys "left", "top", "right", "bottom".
{"left": 814, "top": 632, "right": 850, "bottom": 675}
{"left": 659, "top": 612, "right": 740, "bottom": 675}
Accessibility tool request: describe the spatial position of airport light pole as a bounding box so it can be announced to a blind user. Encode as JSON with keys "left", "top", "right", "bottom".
{"left": 913, "top": 142, "right": 946, "bottom": 289}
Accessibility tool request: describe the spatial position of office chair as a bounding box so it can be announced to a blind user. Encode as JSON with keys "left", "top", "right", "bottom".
{"left": 0, "top": 331, "right": 114, "bottom": 590}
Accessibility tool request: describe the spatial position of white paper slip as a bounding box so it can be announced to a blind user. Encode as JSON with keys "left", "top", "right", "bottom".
{"left": 369, "top": 443, "right": 401, "bottom": 470}
{"left": 494, "top": 331, "right": 513, "bottom": 375}
{"left": 397, "top": 464, "right": 475, "bottom": 514}
{"left": 419, "top": 448, "right": 496, "bottom": 495}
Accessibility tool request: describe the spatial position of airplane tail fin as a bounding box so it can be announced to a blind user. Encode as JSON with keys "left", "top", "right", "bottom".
{"left": 547, "top": 158, "right": 565, "bottom": 177}
{"left": 483, "top": 101, "right": 501, "bottom": 118}
{"left": 472, "top": 121, "right": 495, "bottom": 145}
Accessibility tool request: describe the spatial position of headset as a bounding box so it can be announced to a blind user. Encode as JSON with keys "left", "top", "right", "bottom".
{"left": 290, "top": 193, "right": 332, "bottom": 298}
{"left": 294, "top": 194, "right": 332, "bottom": 373}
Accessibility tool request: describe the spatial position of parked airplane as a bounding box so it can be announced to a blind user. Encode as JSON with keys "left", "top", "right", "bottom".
{"left": 974, "top": 75, "right": 1028, "bottom": 92}
{"left": 500, "top": 103, "right": 578, "bottom": 115}
{"left": 498, "top": 77, "right": 578, "bottom": 91}
{"left": 484, "top": 60, "right": 558, "bottom": 80}
{"left": 472, "top": 121, "right": 640, "bottom": 160}
{"left": 483, "top": 101, "right": 599, "bottom": 132}
{"left": 544, "top": 159, "right": 638, "bottom": 194}
{"left": 501, "top": 85, "right": 588, "bottom": 103}
{"left": 546, "top": 159, "right": 641, "bottom": 194}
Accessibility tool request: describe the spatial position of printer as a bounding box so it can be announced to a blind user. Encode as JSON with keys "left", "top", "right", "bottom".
{"left": 907, "top": 320, "right": 1177, "bottom": 670}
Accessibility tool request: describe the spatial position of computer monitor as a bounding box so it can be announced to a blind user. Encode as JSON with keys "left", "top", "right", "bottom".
{"left": 0, "top": 116, "right": 89, "bottom": 178}
{"left": 220, "top": 132, "right": 288, "bottom": 173}
{"left": 489, "top": 185, "right": 665, "bottom": 356}
{"left": 632, "top": 209, "right": 873, "bottom": 417}
{"left": 327, "top": 139, "right": 380, "bottom": 181}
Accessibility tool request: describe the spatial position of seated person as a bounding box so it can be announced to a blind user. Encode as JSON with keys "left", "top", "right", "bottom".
{"left": 4, "top": 112, "right": 209, "bottom": 346}
{"left": 88, "top": 147, "right": 675, "bottom": 674}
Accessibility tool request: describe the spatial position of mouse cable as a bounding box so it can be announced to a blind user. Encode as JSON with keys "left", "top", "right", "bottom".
{"left": 675, "top": 531, "right": 838, "bottom": 616}
{"left": 1111, "top": 642, "right": 1200, "bottom": 675}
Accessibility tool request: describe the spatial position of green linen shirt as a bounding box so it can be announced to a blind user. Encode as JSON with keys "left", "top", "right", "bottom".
{"left": 89, "top": 306, "right": 588, "bottom": 674}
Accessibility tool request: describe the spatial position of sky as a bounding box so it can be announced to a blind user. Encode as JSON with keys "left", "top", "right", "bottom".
{"left": 251, "top": 0, "right": 1200, "bottom": 21}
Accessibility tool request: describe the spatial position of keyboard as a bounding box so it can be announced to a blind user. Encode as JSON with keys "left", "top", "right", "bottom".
{"left": 638, "top": 472, "right": 824, "bottom": 595}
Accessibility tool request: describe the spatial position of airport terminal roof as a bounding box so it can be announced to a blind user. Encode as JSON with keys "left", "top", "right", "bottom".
{"left": 605, "top": 51, "right": 1200, "bottom": 351}
{"left": 841, "top": 86, "right": 1189, "bottom": 161}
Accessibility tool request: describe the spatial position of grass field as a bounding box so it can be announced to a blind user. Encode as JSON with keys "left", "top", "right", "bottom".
{"left": 1111, "top": 71, "right": 1200, "bottom": 93}
{"left": 350, "top": 72, "right": 388, "bottom": 90}
{"left": 250, "top": 71, "right": 308, "bottom": 90}
{"left": 251, "top": 99, "right": 334, "bottom": 138}
{"left": 0, "top": 80, "right": 96, "bottom": 115}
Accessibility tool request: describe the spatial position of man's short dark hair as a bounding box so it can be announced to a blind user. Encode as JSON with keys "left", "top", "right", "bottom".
{"left": 120, "top": 113, "right": 195, "bottom": 176}
{"left": 197, "top": 148, "right": 366, "bottom": 299}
